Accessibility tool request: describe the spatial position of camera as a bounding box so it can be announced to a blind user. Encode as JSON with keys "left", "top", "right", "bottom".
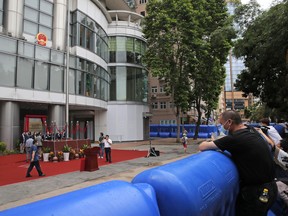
{"left": 260, "top": 126, "right": 269, "bottom": 135}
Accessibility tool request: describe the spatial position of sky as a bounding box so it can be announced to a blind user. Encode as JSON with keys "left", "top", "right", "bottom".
{"left": 241, "top": 0, "right": 274, "bottom": 10}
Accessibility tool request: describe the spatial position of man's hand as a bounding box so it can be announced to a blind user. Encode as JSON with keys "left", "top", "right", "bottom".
{"left": 198, "top": 140, "right": 219, "bottom": 151}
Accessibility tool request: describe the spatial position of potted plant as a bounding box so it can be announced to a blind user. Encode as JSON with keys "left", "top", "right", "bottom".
{"left": 57, "top": 151, "right": 64, "bottom": 162}
{"left": 42, "top": 147, "right": 51, "bottom": 162}
{"left": 80, "top": 144, "right": 89, "bottom": 158}
{"left": 62, "top": 144, "right": 70, "bottom": 161}
{"left": 78, "top": 148, "right": 84, "bottom": 158}
{"left": 69, "top": 148, "right": 76, "bottom": 160}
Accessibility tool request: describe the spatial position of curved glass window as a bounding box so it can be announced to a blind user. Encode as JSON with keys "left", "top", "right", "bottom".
{"left": 110, "top": 66, "right": 147, "bottom": 102}
{"left": 71, "top": 10, "right": 109, "bottom": 62}
{"left": 0, "top": 36, "right": 110, "bottom": 102}
{"left": 0, "top": 53, "right": 16, "bottom": 87}
{"left": 69, "top": 56, "right": 109, "bottom": 101}
{"left": 109, "top": 36, "right": 146, "bottom": 65}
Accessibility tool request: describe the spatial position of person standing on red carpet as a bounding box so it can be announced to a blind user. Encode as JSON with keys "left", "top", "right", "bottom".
{"left": 103, "top": 135, "right": 112, "bottom": 163}
{"left": 25, "top": 133, "right": 33, "bottom": 162}
{"left": 98, "top": 132, "right": 105, "bottom": 159}
{"left": 26, "top": 139, "right": 45, "bottom": 178}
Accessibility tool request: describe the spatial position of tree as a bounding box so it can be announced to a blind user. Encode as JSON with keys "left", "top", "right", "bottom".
{"left": 143, "top": 0, "right": 199, "bottom": 141}
{"left": 233, "top": 0, "right": 262, "bottom": 36}
{"left": 144, "top": 0, "right": 235, "bottom": 140}
{"left": 234, "top": 1, "right": 288, "bottom": 118}
{"left": 188, "top": 0, "right": 235, "bottom": 139}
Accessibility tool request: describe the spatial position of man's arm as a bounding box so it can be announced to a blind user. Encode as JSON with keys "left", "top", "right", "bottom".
{"left": 254, "top": 127, "right": 275, "bottom": 146}
{"left": 31, "top": 149, "right": 35, "bottom": 162}
{"left": 198, "top": 140, "right": 219, "bottom": 151}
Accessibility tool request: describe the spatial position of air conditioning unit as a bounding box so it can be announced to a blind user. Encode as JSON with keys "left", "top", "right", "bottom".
{"left": 151, "top": 94, "right": 157, "bottom": 99}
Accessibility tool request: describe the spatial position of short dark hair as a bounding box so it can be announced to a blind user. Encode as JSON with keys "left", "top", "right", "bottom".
{"left": 260, "top": 118, "right": 270, "bottom": 126}
{"left": 221, "top": 110, "right": 242, "bottom": 124}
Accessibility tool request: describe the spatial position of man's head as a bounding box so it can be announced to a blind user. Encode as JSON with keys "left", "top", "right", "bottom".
{"left": 219, "top": 110, "right": 242, "bottom": 133}
{"left": 260, "top": 118, "right": 270, "bottom": 126}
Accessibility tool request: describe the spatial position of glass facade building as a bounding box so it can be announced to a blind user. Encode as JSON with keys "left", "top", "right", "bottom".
{"left": 224, "top": 1, "right": 247, "bottom": 111}
{"left": 0, "top": 0, "right": 148, "bottom": 149}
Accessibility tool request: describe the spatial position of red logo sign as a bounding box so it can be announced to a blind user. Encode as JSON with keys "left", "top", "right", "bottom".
{"left": 36, "top": 33, "right": 47, "bottom": 46}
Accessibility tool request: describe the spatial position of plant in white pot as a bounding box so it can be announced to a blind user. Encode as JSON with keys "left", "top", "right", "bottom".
{"left": 63, "top": 144, "right": 71, "bottom": 161}
{"left": 42, "top": 147, "right": 51, "bottom": 162}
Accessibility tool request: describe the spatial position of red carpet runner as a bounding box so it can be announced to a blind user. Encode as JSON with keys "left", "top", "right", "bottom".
{"left": 0, "top": 149, "right": 147, "bottom": 186}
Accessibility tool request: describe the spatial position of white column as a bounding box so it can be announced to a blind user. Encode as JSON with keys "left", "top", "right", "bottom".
{"left": 5, "top": 0, "right": 24, "bottom": 37}
{"left": 53, "top": 0, "right": 67, "bottom": 51}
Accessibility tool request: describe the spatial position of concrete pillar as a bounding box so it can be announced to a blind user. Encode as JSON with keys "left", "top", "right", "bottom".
{"left": 5, "top": 0, "right": 24, "bottom": 38}
{"left": 52, "top": 0, "right": 67, "bottom": 51}
{"left": 0, "top": 102, "right": 20, "bottom": 150}
{"left": 48, "top": 105, "right": 65, "bottom": 131}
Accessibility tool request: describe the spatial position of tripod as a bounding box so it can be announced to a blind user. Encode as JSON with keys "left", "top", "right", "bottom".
{"left": 146, "top": 139, "right": 157, "bottom": 157}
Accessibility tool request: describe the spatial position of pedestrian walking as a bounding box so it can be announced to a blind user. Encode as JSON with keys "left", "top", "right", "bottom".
{"left": 26, "top": 139, "right": 45, "bottom": 178}
{"left": 181, "top": 133, "right": 188, "bottom": 153}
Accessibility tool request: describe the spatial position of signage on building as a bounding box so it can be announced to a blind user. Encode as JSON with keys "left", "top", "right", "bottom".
{"left": 36, "top": 32, "right": 47, "bottom": 46}
{"left": 143, "top": 112, "right": 153, "bottom": 118}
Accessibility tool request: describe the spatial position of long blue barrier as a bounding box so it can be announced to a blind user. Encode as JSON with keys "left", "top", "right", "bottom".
{"left": 0, "top": 180, "right": 160, "bottom": 216}
{"left": 132, "top": 151, "right": 239, "bottom": 216}
{"left": 4, "top": 150, "right": 279, "bottom": 215}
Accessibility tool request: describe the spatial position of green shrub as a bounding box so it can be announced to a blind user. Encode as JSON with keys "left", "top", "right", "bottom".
{"left": 5, "top": 149, "right": 16, "bottom": 155}
{"left": 0, "top": 142, "right": 7, "bottom": 153}
{"left": 15, "top": 139, "right": 20, "bottom": 151}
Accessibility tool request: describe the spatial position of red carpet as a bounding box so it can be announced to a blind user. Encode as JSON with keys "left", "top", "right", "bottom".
{"left": 0, "top": 149, "right": 147, "bottom": 186}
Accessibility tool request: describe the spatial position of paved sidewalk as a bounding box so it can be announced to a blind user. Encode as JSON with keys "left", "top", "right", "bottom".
{"left": 0, "top": 138, "right": 201, "bottom": 211}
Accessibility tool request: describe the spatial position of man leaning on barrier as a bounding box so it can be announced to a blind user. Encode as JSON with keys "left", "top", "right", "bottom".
{"left": 199, "top": 110, "right": 277, "bottom": 216}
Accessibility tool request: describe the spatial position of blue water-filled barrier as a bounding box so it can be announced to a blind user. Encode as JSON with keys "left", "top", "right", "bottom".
{"left": 155, "top": 124, "right": 218, "bottom": 138}
{"left": 149, "top": 124, "right": 159, "bottom": 137}
{"left": 132, "top": 151, "right": 239, "bottom": 216}
{"left": 158, "top": 125, "right": 171, "bottom": 138}
{"left": 1, "top": 150, "right": 279, "bottom": 216}
{"left": 149, "top": 132, "right": 159, "bottom": 137}
{"left": 151, "top": 123, "right": 282, "bottom": 139}
{"left": 274, "top": 124, "right": 285, "bottom": 137}
{"left": 0, "top": 180, "right": 160, "bottom": 216}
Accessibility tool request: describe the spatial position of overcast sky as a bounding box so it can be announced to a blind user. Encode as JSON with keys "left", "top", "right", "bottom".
{"left": 241, "top": 0, "right": 274, "bottom": 10}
